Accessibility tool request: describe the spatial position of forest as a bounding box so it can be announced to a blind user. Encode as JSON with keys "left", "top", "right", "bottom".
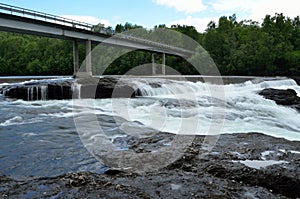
{"left": 1, "top": 13, "right": 300, "bottom": 76}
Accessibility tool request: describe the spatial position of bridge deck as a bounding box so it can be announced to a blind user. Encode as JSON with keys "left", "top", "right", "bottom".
{"left": 0, "top": 3, "right": 195, "bottom": 76}
{"left": 0, "top": 3, "right": 194, "bottom": 58}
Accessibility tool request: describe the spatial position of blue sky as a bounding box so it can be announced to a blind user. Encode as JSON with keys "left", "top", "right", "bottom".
{"left": 1, "top": 0, "right": 299, "bottom": 32}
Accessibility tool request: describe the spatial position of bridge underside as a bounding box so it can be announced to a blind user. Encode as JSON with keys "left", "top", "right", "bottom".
{"left": 0, "top": 12, "right": 193, "bottom": 76}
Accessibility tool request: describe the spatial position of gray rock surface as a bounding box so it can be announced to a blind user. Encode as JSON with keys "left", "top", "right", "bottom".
{"left": 1, "top": 132, "right": 299, "bottom": 198}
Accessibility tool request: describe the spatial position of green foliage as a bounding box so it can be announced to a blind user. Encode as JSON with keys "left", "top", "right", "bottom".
{"left": 202, "top": 13, "right": 300, "bottom": 76}
{"left": 2, "top": 13, "right": 300, "bottom": 76}
{"left": 170, "top": 24, "right": 200, "bottom": 42}
{"left": 115, "top": 22, "right": 143, "bottom": 33}
{"left": 0, "top": 33, "right": 77, "bottom": 76}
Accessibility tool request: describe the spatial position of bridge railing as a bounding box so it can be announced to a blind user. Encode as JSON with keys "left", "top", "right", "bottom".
{"left": 0, "top": 3, "right": 93, "bottom": 30}
{"left": 0, "top": 3, "right": 194, "bottom": 55}
{"left": 116, "top": 34, "right": 194, "bottom": 55}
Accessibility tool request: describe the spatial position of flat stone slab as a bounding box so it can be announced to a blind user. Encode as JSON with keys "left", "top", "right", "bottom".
{"left": 1, "top": 132, "right": 299, "bottom": 198}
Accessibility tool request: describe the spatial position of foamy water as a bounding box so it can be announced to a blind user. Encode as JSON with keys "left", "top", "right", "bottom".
{"left": 1, "top": 77, "right": 300, "bottom": 141}
{"left": 1, "top": 77, "right": 300, "bottom": 178}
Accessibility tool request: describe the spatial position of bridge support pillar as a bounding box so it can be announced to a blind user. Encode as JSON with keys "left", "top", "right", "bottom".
{"left": 73, "top": 40, "right": 79, "bottom": 77}
{"left": 162, "top": 53, "right": 166, "bottom": 75}
{"left": 152, "top": 53, "right": 156, "bottom": 75}
{"left": 86, "top": 39, "right": 92, "bottom": 76}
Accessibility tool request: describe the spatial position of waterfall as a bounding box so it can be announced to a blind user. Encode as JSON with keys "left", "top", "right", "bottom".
{"left": 27, "top": 85, "right": 48, "bottom": 101}
{"left": 133, "top": 78, "right": 299, "bottom": 97}
{"left": 40, "top": 85, "right": 48, "bottom": 100}
{"left": 1, "top": 77, "right": 299, "bottom": 141}
{"left": 124, "top": 77, "right": 300, "bottom": 140}
{"left": 28, "top": 86, "right": 34, "bottom": 101}
{"left": 72, "top": 82, "right": 81, "bottom": 99}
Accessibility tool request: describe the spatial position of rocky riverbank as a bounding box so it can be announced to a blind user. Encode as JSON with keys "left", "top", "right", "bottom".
{"left": 1, "top": 76, "right": 299, "bottom": 101}
{"left": 1, "top": 77, "right": 300, "bottom": 198}
{"left": 1, "top": 132, "right": 299, "bottom": 199}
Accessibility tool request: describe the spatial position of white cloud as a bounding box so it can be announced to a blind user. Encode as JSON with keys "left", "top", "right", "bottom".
{"left": 211, "top": 0, "right": 253, "bottom": 12}
{"left": 167, "top": 16, "right": 218, "bottom": 32}
{"left": 211, "top": 0, "right": 300, "bottom": 22}
{"left": 60, "top": 15, "right": 110, "bottom": 26}
{"left": 153, "top": 0, "right": 207, "bottom": 14}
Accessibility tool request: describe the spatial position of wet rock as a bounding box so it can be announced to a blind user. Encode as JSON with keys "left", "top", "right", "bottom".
{"left": 0, "top": 77, "right": 138, "bottom": 101}
{"left": 290, "top": 76, "right": 300, "bottom": 86}
{"left": 64, "top": 172, "right": 89, "bottom": 187}
{"left": 259, "top": 88, "right": 300, "bottom": 111}
{"left": 1, "top": 133, "right": 299, "bottom": 198}
{"left": 104, "top": 169, "right": 124, "bottom": 176}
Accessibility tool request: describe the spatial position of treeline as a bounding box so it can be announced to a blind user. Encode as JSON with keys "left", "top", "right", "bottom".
{"left": 0, "top": 33, "right": 84, "bottom": 76}
{"left": 202, "top": 13, "right": 300, "bottom": 76}
{"left": 1, "top": 13, "right": 300, "bottom": 76}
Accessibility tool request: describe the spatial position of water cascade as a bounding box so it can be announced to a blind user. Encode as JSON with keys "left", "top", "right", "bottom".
{"left": 72, "top": 82, "right": 82, "bottom": 99}
{"left": 27, "top": 85, "right": 48, "bottom": 101}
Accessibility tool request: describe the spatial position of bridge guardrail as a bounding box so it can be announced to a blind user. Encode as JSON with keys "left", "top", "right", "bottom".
{"left": 0, "top": 3, "right": 194, "bottom": 56}
{"left": 116, "top": 34, "right": 194, "bottom": 55}
{"left": 0, "top": 3, "right": 93, "bottom": 30}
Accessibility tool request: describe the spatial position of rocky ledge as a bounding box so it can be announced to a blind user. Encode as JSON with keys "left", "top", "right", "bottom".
{"left": 1, "top": 132, "right": 299, "bottom": 198}
{"left": 259, "top": 88, "right": 300, "bottom": 112}
{"left": 0, "top": 77, "right": 139, "bottom": 100}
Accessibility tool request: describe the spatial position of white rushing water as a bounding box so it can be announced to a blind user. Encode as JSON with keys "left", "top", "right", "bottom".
{"left": 1, "top": 77, "right": 299, "bottom": 178}
{"left": 92, "top": 77, "right": 300, "bottom": 140}
{"left": 1, "top": 77, "right": 300, "bottom": 141}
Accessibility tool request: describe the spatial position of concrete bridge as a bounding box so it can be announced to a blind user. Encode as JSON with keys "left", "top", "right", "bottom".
{"left": 0, "top": 3, "right": 194, "bottom": 76}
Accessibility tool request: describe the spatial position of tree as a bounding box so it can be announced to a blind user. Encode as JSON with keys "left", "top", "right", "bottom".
{"left": 170, "top": 24, "right": 200, "bottom": 42}
{"left": 2, "top": 13, "right": 300, "bottom": 76}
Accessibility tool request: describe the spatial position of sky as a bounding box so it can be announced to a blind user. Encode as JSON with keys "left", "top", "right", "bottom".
{"left": 1, "top": 0, "right": 300, "bottom": 32}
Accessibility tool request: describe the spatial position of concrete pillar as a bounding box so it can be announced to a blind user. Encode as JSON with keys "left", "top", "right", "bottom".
{"left": 162, "top": 53, "right": 166, "bottom": 75}
{"left": 86, "top": 39, "right": 92, "bottom": 76}
{"left": 73, "top": 40, "right": 79, "bottom": 76}
{"left": 152, "top": 53, "right": 156, "bottom": 75}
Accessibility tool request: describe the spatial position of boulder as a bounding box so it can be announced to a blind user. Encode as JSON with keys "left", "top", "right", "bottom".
{"left": 259, "top": 88, "right": 300, "bottom": 111}
{"left": 0, "top": 77, "right": 138, "bottom": 101}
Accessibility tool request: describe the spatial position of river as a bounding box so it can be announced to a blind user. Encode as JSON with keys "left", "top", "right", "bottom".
{"left": 0, "top": 76, "right": 300, "bottom": 179}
